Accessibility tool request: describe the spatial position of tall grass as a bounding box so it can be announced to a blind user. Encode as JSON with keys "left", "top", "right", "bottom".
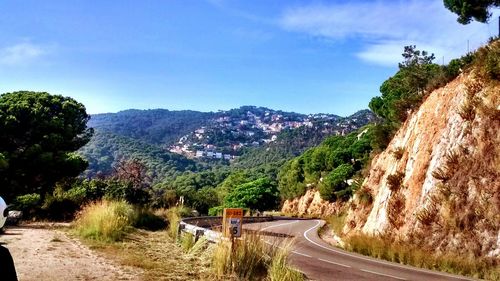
{"left": 211, "top": 233, "right": 304, "bottom": 281}
{"left": 74, "top": 200, "right": 136, "bottom": 242}
{"left": 346, "top": 234, "right": 500, "bottom": 280}
{"left": 268, "top": 242, "right": 304, "bottom": 281}
{"left": 325, "top": 213, "right": 347, "bottom": 235}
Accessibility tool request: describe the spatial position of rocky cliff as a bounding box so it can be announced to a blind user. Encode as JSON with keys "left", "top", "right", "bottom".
{"left": 281, "top": 188, "right": 343, "bottom": 217}
{"left": 345, "top": 51, "right": 499, "bottom": 258}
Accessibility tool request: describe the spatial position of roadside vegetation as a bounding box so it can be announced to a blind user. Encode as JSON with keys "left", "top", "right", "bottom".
{"left": 345, "top": 234, "right": 500, "bottom": 280}
{"left": 72, "top": 200, "right": 302, "bottom": 280}
{"left": 210, "top": 233, "right": 303, "bottom": 281}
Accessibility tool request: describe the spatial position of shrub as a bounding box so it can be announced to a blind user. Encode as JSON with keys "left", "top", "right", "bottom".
{"left": 392, "top": 147, "right": 405, "bottom": 160}
{"left": 325, "top": 213, "right": 347, "bottom": 235}
{"left": 485, "top": 45, "right": 500, "bottom": 80}
{"left": 74, "top": 200, "right": 136, "bottom": 242}
{"left": 356, "top": 187, "right": 373, "bottom": 206}
{"left": 458, "top": 99, "right": 476, "bottom": 121}
{"left": 416, "top": 204, "right": 438, "bottom": 226}
{"left": 387, "top": 191, "right": 406, "bottom": 229}
{"left": 133, "top": 208, "right": 167, "bottom": 231}
{"left": 13, "top": 193, "right": 41, "bottom": 215}
{"left": 432, "top": 167, "right": 451, "bottom": 181}
{"left": 387, "top": 172, "right": 405, "bottom": 192}
{"left": 179, "top": 232, "right": 195, "bottom": 253}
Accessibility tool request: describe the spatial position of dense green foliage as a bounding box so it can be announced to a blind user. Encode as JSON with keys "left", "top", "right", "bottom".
{"left": 223, "top": 177, "right": 279, "bottom": 210}
{"left": 444, "top": 0, "right": 500, "bottom": 24}
{"left": 369, "top": 46, "right": 475, "bottom": 149}
{"left": 278, "top": 127, "right": 373, "bottom": 201}
{"left": 209, "top": 177, "right": 279, "bottom": 215}
{"left": 79, "top": 130, "right": 199, "bottom": 179}
{"left": 233, "top": 110, "right": 375, "bottom": 179}
{"left": 319, "top": 164, "right": 355, "bottom": 201}
{"left": 0, "top": 91, "right": 92, "bottom": 201}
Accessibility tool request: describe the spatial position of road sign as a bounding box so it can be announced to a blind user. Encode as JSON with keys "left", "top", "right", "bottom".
{"left": 222, "top": 208, "right": 243, "bottom": 238}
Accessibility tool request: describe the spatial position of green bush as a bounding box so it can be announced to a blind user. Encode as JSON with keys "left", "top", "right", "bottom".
{"left": 13, "top": 193, "right": 41, "bottom": 217}
{"left": 486, "top": 48, "right": 500, "bottom": 79}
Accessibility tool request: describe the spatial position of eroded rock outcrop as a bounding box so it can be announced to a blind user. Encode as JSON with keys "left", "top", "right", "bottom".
{"left": 345, "top": 66, "right": 499, "bottom": 257}
{"left": 282, "top": 189, "right": 343, "bottom": 217}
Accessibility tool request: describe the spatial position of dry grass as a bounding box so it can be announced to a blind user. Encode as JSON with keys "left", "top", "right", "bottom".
{"left": 84, "top": 230, "right": 213, "bottom": 281}
{"left": 211, "top": 233, "right": 304, "bottom": 281}
{"left": 74, "top": 200, "right": 136, "bottom": 242}
{"left": 355, "top": 187, "right": 373, "bottom": 206}
{"left": 268, "top": 242, "right": 304, "bottom": 281}
{"left": 324, "top": 213, "right": 347, "bottom": 235}
{"left": 345, "top": 233, "right": 500, "bottom": 280}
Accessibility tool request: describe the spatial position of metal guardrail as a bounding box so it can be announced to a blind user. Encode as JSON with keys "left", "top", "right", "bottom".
{"left": 179, "top": 216, "right": 306, "bottom": 242}
{"left": 179, "top": 216, "right": 276, "bottom": 242}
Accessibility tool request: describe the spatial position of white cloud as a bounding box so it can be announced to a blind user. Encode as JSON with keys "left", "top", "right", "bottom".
{"left": 280, "top": 1, "right": 500, "bottom": 66}
{"left": 0, "top": 43, "right": 46, "bottom": 66}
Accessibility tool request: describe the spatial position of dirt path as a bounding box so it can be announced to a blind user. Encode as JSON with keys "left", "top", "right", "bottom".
{"left": 1, "top": 224, "right": 142, "bottom": 281}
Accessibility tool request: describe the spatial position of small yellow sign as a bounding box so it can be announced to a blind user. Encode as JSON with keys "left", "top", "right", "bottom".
{"left": 222, "top": 208, "right": 243, "bottom": 238}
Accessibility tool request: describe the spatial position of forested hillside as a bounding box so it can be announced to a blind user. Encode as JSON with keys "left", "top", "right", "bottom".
{"left": 81, "top": 107, "right": 375, "bottom": 180}
{"left": 234, "top": 109, "right": 375, "bottom": 172}
{"left": 88, "top": 109, "right": 212, "bottom": 146}
{"left": 79, "top": 130, "right": 199, "bottom": 180}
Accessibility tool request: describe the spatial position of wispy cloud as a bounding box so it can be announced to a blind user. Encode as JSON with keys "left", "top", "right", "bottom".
{"left": 0, "top": 42, "right": 47, "bottom": 66}
{"left": 280, "top": 0, "right": 499, "bottom": 66}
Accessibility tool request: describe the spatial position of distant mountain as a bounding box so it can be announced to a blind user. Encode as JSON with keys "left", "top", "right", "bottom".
{"left": 80, "top": 106, "right": 376, "bottom": 180}
{"left": 88, "top": 109, "right": 213, "bottom": 146}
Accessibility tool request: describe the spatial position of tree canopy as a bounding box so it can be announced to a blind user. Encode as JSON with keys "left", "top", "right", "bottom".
{"left": 0, "top": 91, "right": 93, "bottom": 200}
{"left": 444, "top": 0, "right": 500, "bottom": 24}
{"left": 223, "top": 177, "right": 279, "bottom": 211}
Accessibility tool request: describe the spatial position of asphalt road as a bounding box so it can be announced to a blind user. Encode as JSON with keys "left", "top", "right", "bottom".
{"left": 244, "top": 219, "right": 474, "bottom": 281}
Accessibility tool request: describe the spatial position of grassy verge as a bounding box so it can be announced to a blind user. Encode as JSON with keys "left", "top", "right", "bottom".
{"left": 324, "top": 213, "right": 347, "bottom": 235}
{"left": 211, "top": 233, "right": 304, "bottom": 281}
{"left": 345, "top": 234, "right": 500, "bottom": 280}
{"left": 83, "top": 230, "right": 213, "bottom": 281}
{"left": 73, "top": 204, "right": 212, "bottom": 280}
{"left": 73, "top": 200, "right": 136, "bottom": 242}
{"left": 73, "top": 203, "right": 303, "bottom": 280}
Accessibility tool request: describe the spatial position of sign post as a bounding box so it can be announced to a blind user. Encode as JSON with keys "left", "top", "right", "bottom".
{"left": 222, "top": 208, "right": 243, "bottom": 238}
{"left": 222, "top": 208, "right": 243, "bottom": 267}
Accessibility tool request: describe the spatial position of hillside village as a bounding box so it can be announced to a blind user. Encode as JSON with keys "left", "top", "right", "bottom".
{"left": 168, "top": 107, "right": 375, "bottom": 160}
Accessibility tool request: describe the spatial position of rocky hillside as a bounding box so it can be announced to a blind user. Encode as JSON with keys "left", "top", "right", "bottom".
{"left": 345, "top": 43, "right": 500, "bottom": 258}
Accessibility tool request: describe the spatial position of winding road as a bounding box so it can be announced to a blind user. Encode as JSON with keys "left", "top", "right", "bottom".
{"left": 244, "top": 219, "right": 474, "bottom": 281}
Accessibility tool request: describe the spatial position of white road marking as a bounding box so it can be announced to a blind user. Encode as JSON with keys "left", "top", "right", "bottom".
{"left": 261, "top": 220, "right": 299, "bottom": 231}
{"left": 318, "top": 258, "right": 351, "bottom": 268}
{"left": 292, "top": 251, "right": 312, "bottom": 258}
{"left": 361, "top": 269, "right": 407, "bottom": 280}
{"left": 302, "top": 220, "right": 472, "bottom": 280}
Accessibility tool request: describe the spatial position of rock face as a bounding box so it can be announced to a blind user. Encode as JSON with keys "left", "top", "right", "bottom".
{"left": 345, "top": 68, "right": 499, "bottom": 257}
{"left": 282, "top": 189, "right": 343, "bottom": 217}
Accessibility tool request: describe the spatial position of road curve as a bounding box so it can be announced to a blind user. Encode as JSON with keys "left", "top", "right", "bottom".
{"left": 244, "top": 219, "right": 474, "bottom": 281}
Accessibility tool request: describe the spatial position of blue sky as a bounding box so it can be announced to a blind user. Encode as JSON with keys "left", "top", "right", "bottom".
{"left": 0, "top": 0, "right": 498, "bottom": 116}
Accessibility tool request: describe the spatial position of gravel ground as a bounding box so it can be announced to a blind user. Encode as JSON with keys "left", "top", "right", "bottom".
{"left": 1, "top": 223, "right": 142, "bottom": 281}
